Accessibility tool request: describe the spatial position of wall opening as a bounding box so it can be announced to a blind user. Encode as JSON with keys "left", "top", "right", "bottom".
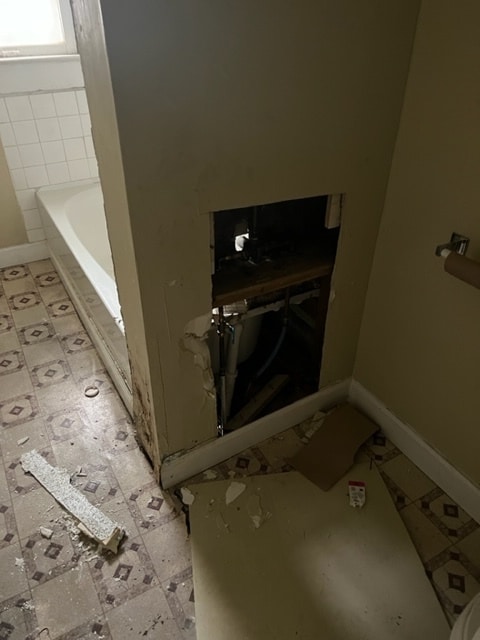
{"left": 208, "top": 193, "right": 342, "bottom": 433}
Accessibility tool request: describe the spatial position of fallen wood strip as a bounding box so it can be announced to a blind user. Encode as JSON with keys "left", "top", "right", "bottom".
{"left": 21, "top": 450, "right": 125, "bottom": 553}
{"left": 226, "top": 374, "right": 289, "bottom": 431}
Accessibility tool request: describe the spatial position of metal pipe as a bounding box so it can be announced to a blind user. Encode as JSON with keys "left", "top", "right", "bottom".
{"left": 216, "top": 306, "right": 227, "bottom": 436}
{"left": 225, "top": 320, "right": 243, "bottom": 418}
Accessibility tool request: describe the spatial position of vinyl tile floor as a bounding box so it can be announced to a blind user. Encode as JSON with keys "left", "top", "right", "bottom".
{"left": 0, "top": 259, "right": 479, "bottom": 638}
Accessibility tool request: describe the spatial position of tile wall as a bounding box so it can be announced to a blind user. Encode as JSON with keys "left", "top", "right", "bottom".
{"left": 0, "top": 91, "right": 98, "bottom": 243}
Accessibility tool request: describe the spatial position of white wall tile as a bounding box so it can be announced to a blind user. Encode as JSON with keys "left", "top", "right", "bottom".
{"left": 80, "top": 114, "right": 91, "bottom": 136}
{"left": 41, "top": 141, "right": 65, "bottom": 164}
{"left": 1, "top": 88, "right": 99, "bottom": 246}
{"left": 88, "top": 158, "right": 99, "bottom": 178}
{"left": 23, "top": 209, "right": 42, "bottom": 230}
{"left": 0, "top": 99, "right": 8, "bottom": 123}
{"left": 27, "top": 227, "right": 46, "bottom": 242}
{"left": 64, "top": 138, "right": 86, "bottom": 161}
{"left": 84, "top": 136, "right": 95, "bottom": 158}
{"left": 0, "top": 122, "right": 16, "bottom": 146}
{"left": 19, "top": 143, "right": 44, "bottom": 167}
{"left": 46, "top": 162, "right": 70, "bottom": 184}
{"left": 54, "top": 92, "right": 78, "bottom": 116}
{"left": 29, "top": 93, "right": 56, "bottom": 119}
{"left": 4, "top": 146, "right": 22, "bottom": 170}
{"left": 5, "top": 96, "right": 33, "bottom": 121}
{"left": 10, "top": 168, "right": 27, "bottom": 190}
{"left": 24, "top": 165, "right": 48, "bottom": 188}
{"left": 59, "top": 115, "right": 83, "bottom": 139}
{"left": 36, "top": 117, "right": 61, "bottom": 142}
{"left": 16, "top": 189, "right": 37, "bottom": 211}
{"left": 68, "top": 159, "right": 90, "bottom": 180}
{"left": 76, "top": 90, "right": 89, "bottom": 114}
{"left": 12, "top": 121, "right": 39, "bottom": 145}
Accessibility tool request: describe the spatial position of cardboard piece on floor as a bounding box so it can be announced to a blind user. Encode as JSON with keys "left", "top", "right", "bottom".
{"left": 188, "top": 466, "right": 450, "bottom": 640}
{"left": 288, "top": 403, "right": 377, "bottom": 490}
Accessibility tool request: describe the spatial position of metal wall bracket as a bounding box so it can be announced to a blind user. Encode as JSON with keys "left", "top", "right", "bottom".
{"left": 435, "top": 232, "right": 470, "bottom": 257}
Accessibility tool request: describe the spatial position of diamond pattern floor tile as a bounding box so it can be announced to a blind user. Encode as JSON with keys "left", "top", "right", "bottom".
{"left": 0, "top": 261, "right": 480, "bottom": 639}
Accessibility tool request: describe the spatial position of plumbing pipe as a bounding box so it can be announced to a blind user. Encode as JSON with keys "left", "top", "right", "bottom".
{"left": 216, "top": 306, "right": 227, "bottom": 436}
{"left": 225, "top": 321, "right": 243, "bottom": 418}
{"left": 254, "top": 288, "right": 290, "bottom": 380}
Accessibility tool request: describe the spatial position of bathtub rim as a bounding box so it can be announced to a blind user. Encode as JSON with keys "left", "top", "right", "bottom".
{"left": 36, "top": 179, "right": 123, "bottom": 331}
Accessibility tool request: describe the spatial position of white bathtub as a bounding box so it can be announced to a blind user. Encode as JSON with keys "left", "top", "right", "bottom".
{"left": 36, "top": 181, "right": 132, "bottom": 409}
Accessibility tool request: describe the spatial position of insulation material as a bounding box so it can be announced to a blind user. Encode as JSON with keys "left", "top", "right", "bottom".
{"left": 289, "top": 404, "right": 377, "bottom": 490}
{"left": 188, "top": 466, "right": 449, "bottom": 640}
{"left": 21, "top": 450, "right": 124, "bottom": 553}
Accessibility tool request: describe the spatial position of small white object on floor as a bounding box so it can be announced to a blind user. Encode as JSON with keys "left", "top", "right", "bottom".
{"left": 17, "top": 436, "right": 29, "bottom": 446}
{"left": 247, "top": 494, "right": 271, "bottom": 529}
{"left": 203, "top": 469, "right": 218, "bottom": 480}
{"left": 225, "top": 481, "right": 246, "bottom": 506}
{"left": 300, "top": 410, "right": 326, "bottom": 442}
{"left": 75, "top": 466, "right": 87, "bottom": 477}
{"left": 348, "top": 480, "right": 366, "bottom": 508}
{"left": 84, "top": 385, "right": 99, "bottom": 398}
{"left": 40, "top": 526, "right": 53, "bottom": 539}
{"left": 180, "top": 487, "right": 195, "bottom": 506}
{"left": 15, "top": 557, "right": 25, "bottom": 571}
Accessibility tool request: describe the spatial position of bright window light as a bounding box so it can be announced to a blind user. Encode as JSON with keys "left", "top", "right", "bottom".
{"left": 0, "top": 0, "right": 76, "bottom": 57}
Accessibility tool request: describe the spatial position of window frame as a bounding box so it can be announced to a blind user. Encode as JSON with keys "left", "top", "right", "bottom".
{"left": 0, "top": 0, "right": 77, "bottom": 59}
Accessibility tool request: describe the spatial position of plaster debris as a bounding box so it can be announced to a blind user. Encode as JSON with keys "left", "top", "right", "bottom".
{"left": 215, "top": 513, "right": 230, "bottom": 533}
{"left": 15, "top": 557, "right": 25, "bottom": 571}
{"left": 302, "top": 410, "right": 326, "bottom": 442}
{"left": 247, "top": 494, "right": 272, "bottom": 529}
{"left": 39, "top": 526, "right": 53, "bottom": 539}
{"left": 183, "top": 616, "right": 196, "bottom": 630}
{"left": 84, "top": 385, "right": 99, "bottom": 398}
{"left": 19, "top": 600, "right": 35, "bottom": 611}
{"left": 21, "top": 450, "right": 125, "bottom": 553}
{"left": 180, "top": 487, "right": 195, "bottom": 506}
{"left": 203, "top": 469, "right": 218, "bottom": 480}
{"left": 225, "top": 481, "right": 246, "bottom": 506}
{"left": 17, "top": 436, "right": 29, "bottom": 446}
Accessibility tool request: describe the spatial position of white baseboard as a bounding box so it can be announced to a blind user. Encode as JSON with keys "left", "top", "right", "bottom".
{"left": 161, "top": 378, "right": 350, "bottom": 488}
{"left": 349, "top": 379, "right": 480, "bottom": 524}
{"left": 0, "top": 241, "right": 49, "bottom": 268}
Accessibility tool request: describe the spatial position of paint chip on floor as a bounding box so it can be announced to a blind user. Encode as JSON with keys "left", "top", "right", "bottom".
{"left": 181, "top": 487, "right": 195, "bottom": 506}
{"left": 225, "top": 481, "right": 246, "bottom": 506}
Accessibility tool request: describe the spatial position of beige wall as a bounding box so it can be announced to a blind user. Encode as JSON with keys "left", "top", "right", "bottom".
{"left": 71, "top": 0, "right": 163, "bottom": 474}
{"left": 355, "top": 1, "right": 480, "bottom": 483}
{"left": 94, "top": 1, "right": 419, "bottom": 456}
{"left": 0, "top": 145, "right": 27, "bottom": 248}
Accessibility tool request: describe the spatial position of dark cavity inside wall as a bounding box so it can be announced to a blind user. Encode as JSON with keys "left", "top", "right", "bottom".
{"left": 212, "top": 194, "right": 340, "bottom": 431}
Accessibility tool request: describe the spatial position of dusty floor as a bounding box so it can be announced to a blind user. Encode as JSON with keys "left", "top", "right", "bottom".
{"left": 0, "top": 259, "right": 479, "bottom": 639}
